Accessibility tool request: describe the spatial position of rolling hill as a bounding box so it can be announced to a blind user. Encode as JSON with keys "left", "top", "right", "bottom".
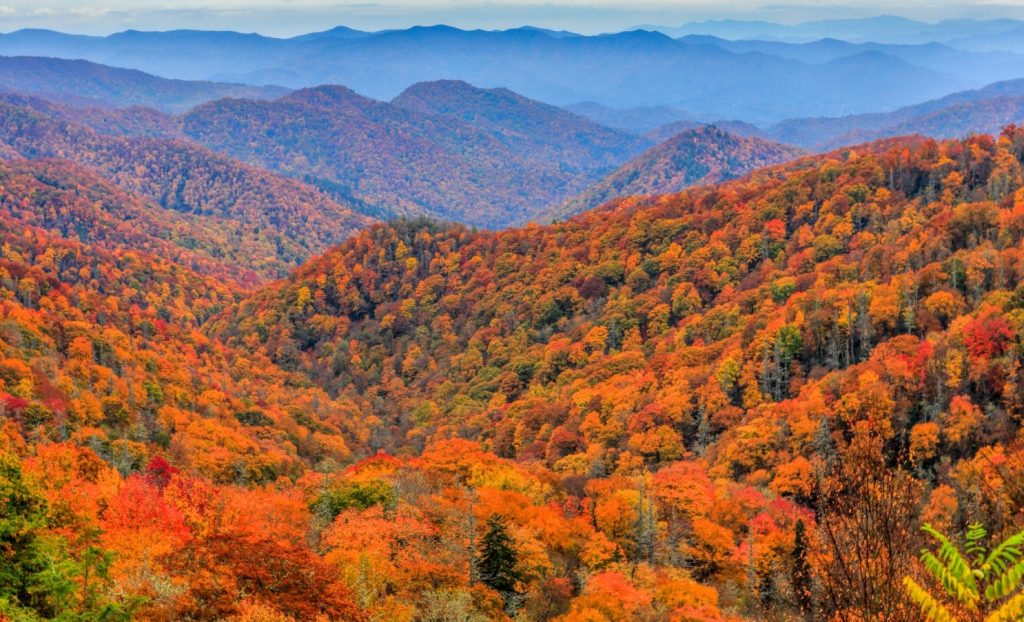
{"left": 0, "top": 154, "right": 373, "bottom": 619}
{"left": 0, "top": 94, "right": 372, "bottom": 278}
{"left": 0, "top": 157, "right": 262, "bottom": 285}
{"left": 2, "top": 111, "right": 1024, "bottom": 620}
{"left": 644, "top": 118, "right": 769, "bottom": 143}
{"left": 201, "top": 133, "right": 1024, "bottom": 622}
{"left": 766, "top": 78, "right": 1024, "bottom": 150}
{"left": 0, "top": 54, "right": 287, "bottom": 112}
{"left": 550, "top": 126, "right": 805, "bottom": 219}
{"left": 4, "top": 20, "right": 1024, "bottom": 622}
{"left": 392, "top": 79, "right": 646, "bottom": 173}
{"left": 180, "top": 82, "right": 649, "bottom": 227}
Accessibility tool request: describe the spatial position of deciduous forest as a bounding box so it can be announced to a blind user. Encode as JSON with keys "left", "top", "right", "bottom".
{"left": 4, "top": 14, "right": 1024, "bottom": 620}
{"left": 3, "top": 121, "right": 1024, "bottom": 620}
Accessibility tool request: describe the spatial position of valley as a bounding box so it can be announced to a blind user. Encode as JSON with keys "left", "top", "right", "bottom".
{"left": 1, "top": 13, "right": 1024, "bottom": 622}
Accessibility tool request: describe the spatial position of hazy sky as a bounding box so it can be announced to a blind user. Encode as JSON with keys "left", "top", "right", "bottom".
{"left": 2, "top": 1, "right": 1024, "bottom": 36}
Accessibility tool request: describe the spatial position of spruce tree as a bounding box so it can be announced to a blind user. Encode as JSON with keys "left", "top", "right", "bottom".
{"left": 476, "top": 514, "right": 522, "bottom": 599}
{"left": 791, "top": 518, "right": 813, "bottom": 617}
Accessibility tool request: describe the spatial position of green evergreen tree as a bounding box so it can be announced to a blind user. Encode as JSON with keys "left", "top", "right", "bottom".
{"left": 0, "top": 454, "right": 136, "bottom": 621}
{"left": 1, "top": 452, "right": 52, "bottom": 617}
{"left": 792, "top": 519, "right": 813, "bottom": 617}
{"left": 476, "top": 514, "right": 522, "bottom": 608}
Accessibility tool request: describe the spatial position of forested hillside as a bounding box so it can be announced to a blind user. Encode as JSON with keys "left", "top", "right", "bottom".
{"left": 0, "top": 156, "right": 375, "bottom": 621}
{"left": 205, "top": 128, "right": 1024, "bottom": 619}
{"left": 552, "top": 126, "right": 804, "bottom": 219}
{"left": 391, "top": 80, "right": 646, "bottom": 170}
{"left": 182, "top": 84, "right": 647, "bottom": 227}
{"left": 4, "top": 122, "right": 1024, "bottom": 621}
{"left": 0, "top": 95, "right": 372, "bottom": 278}
{"left": 0, "top": 77, "right": 653, "bottom": 232}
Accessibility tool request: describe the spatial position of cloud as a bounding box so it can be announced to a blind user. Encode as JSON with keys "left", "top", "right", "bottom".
{"left": 0, "top": 5, "right": 14, "bottom": 15}
{"left": 69, "top": 6, "right": 111, "bottom": 17}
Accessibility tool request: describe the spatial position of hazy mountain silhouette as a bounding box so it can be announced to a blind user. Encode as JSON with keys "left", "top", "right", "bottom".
{"left": 767, "top": 78, "right": 1024, "bottom": 149}
{"left": 0, "top": 55, "right": 286, "bottom": 111}
{"left": 0, "top": 25, "right": 974, "bottom": 123}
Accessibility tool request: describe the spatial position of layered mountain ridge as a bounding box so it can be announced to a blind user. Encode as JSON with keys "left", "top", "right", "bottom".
{"left": 2, "top": 26, "right": 1024, "bottom": 622}
{"left": 551, "top": 125, "right": 806, "bottom": 219}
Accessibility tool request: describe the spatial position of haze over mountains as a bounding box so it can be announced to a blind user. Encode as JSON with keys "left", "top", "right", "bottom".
{"left": 2, "top": 12, "right": 1024, "bottom": 228}
{"left": 647, "top": 15, "right": 1024, "bottom": 49}
{"left": 763, "top": 78, "right": 1024, "bottom": 150}
{"left": 0, "top": 55, "right": 286, "bottom": 111}
{"left": 0, "top": 57, "right": 654, "bottom": 228}
{"left": 1, "top": 37, "right": 1023, "bottom": 228}
{"left": 0, "top": 23, "right": 1015, "bottom": 122}
{"left": 180, "top": 82, "right": 649, "bottom": 227}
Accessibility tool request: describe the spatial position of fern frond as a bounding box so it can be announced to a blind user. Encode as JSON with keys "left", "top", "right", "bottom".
{"left": 984, "top": 592, "right": 1024, "bottom": 622}
{"left": 904, "top": 576, "right": 958, "bottom": 622}
{"left": 983, "top": 530, "right": 1024, "bottom": 578}
{"left": 966, "top": 523, "right": 988, "bottom": 562}
{"left": 921, "top": 550, "right": 981, "bottom": 610}
{"left": 984, "top": 559, "right": 1024, "bottom": 602}
{"left": 967, "top": 523, "right": 987, "bottom": 542}
{"left": 924, "top": 524, "right": 981, "bottom": 597}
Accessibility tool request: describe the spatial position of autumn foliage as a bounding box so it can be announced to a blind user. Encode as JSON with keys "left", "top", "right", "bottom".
{"left": 3, "top": 124, "right": 1024, "bottom": 620}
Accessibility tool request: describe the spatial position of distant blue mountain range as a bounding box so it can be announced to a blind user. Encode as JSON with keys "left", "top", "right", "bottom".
{"left": 3, "top": 20, "right": 1023, "bottom": 122}
{"left": 641, "top": 16, "right": 1024, "bottom": 49}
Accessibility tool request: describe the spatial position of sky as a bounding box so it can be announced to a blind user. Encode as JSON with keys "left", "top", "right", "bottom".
{"left": 2, "top": 1, "right": 1024, "bottom": 36}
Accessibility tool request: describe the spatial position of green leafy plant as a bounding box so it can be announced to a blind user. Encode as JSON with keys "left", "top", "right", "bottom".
{"left": 903, "top": 523, "right": 1024, "bottom": 622}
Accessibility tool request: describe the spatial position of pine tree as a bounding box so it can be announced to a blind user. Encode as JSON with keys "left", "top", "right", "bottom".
{"left": 792, "top": 519, "right": 813, "bottom": 617}
{"left": 477, "top": 514, "right": 522, "bottom": 603}
{"left": 0, "top": 454, "right": 137, "bottom": 621}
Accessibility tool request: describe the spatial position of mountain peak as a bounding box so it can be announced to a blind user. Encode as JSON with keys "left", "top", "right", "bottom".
{"left": 551, "top": 124, "right": 804, "bottom": 219}
{"left": 289, "top": 25, "right": 369, "bottom": 41}
{"left": 396, "top": 79, "right": 480, "bottom": 97}
{"left": 280, "top": 84, "right": 373, "bottom": 108}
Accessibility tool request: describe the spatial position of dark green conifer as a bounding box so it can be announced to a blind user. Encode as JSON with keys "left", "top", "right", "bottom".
{"left": 477, "top": 514, "right": 522, "bottom": 604}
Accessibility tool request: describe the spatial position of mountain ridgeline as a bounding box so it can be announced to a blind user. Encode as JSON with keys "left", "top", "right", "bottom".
{"left": 180, "top": 82, "right": 650, "bottom": 227}
{"left": 0, "top": 93, "right": 372, "bottom": 279}
{"left": 199, "top": 132, "right": 1024, "bottom": 621}
{"left": 0, "top": 26, "right": 1003, "bottom": 122}
{"left": 0, "top": 68, "right": 660, "bottom": 229}
{"left": 0, "top": 54, "right": 286, "bottom": 111}
{"left": 765, "top": 78, "right": 1024, "bottom": 150}
{"left": 2, "top": 104, "right": 1024, "bottom": 622}
{"left": 551, "top": 125, "right": 806, "bottom": 219}
{"left": 2, "top": 53, "right": 1024, "bottom": 230}
{"left": 392, "top": 80, "right": 642, "bottom": 172}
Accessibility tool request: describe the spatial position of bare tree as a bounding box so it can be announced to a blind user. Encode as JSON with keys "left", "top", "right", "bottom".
{"left": 814, "top": 433, "right": 925, "bottom": 622}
